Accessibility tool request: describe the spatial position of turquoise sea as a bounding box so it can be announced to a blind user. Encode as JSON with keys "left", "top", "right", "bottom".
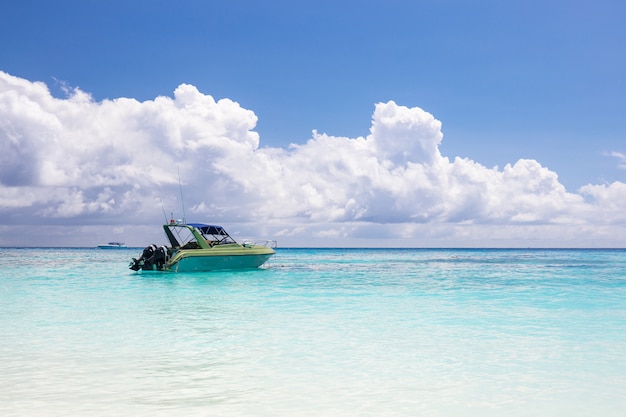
{"left": 1, "top": 247, "right": 625, "bottom": 416}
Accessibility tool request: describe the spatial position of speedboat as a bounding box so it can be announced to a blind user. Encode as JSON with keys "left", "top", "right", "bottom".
{"left": 129, "top": 221, "right": 276, "bottom": 272}
{"left": 98, "top": 241, "right": 127, "bottom": 249}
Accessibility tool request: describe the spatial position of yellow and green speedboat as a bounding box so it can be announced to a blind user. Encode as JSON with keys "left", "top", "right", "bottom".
{"left": 130, "top": 221, "right": 276, "bottom": 272}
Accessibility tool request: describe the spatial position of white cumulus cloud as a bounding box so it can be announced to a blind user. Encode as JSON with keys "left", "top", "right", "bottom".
{"left": 1, "top": 70, "right": 625, "bottom": 247}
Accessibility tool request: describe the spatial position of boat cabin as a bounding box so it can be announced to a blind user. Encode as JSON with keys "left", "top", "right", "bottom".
{"left": 163, "top": 222, "right": 236, "bottom": 249}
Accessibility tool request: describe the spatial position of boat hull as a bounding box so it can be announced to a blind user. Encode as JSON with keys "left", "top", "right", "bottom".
{"left": 166, "top": 244, "right": 275, "bottom": 272}
{"left": 169, "top": 253, "right": 273, "bottom": 272}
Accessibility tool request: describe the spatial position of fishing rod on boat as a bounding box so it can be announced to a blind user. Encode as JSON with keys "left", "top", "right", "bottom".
{"left": 160, "top": 197, "right": 168, "bottom": 224}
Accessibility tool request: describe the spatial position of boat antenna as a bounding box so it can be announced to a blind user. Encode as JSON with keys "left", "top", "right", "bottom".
{"left": 177, "top": 167, "right": 186, "bottom": 224}
{"left": 159, "top": 197, "right": 168, "bottom": 224}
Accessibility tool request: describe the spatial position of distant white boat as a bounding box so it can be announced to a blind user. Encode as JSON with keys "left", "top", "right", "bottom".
{"left": 97, "top": 242, "right": 127, "bottom": 249}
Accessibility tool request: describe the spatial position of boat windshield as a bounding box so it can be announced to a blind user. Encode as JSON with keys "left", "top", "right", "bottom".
{"left": 164, "top": 223, "right": 236, "bottom": 248}
{"left": 193, "top": 224, "right": 236, "bottom": 245}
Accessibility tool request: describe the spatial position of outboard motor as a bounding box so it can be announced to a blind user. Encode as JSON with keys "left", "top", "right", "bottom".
{"left": 129, "top": 244, "right": 157, "bottom": 271}
{"left": 141, "top": 245, "right": 169, "bottom": 271}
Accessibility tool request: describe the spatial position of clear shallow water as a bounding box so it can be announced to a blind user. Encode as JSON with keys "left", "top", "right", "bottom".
{"left": 1, "top": 248, "right": 625, "bottom": 416}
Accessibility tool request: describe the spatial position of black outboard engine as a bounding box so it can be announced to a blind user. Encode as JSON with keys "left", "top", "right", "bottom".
{"left": 141, "top": 245, "right": 169, "bottom": 271}
{"left": 129, "top": 244, "right": 157, "bottom": 271}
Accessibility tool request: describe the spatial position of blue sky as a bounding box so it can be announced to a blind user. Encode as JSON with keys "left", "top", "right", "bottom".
{"left": 3, "top": 0, "right": 625, "bottom": 188}
{"left": 1, "top": 0, "right": 626, "bottom": 247}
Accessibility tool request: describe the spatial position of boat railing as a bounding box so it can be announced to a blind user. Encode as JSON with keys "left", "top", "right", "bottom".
{"left": 243, "top": 240, "right": 278, "bottom": 249}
